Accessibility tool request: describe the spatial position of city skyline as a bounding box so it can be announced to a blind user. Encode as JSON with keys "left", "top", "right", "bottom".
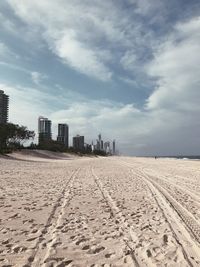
{"left": 2, "top": 87, "right": 119, "bottom": 152}
{"left": 38, "top": 114, "right": 116, "bottom": 153}
{"left": 0, "top": 89, "right": 117, "bottom": 152}
{"left": 1, "top": 1, "right": 200, "bottom": 156}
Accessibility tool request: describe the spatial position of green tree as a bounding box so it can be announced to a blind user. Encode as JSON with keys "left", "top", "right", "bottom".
{"left": 0, "top": 123, "right": 35, "bottom": 153}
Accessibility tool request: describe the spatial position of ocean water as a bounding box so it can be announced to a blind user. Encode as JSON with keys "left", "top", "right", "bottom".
{"left": 160, "top": 156, "right": 200, "bottom": 160}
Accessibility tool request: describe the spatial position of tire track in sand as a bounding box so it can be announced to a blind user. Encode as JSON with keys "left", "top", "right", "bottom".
{"left": 142, "top": 171, "right": 200, "bottom": 222}
{"left": 140, "top": 174, "right": 200, "bottom": 267}
{"left": 22, "top": 168, "right": 80, "bottom": 267}
{"left": 92, "top": 167, "right": 157, "bottom": 267}
{"left": 136, "top": 169, "right": 200, "bottom": 244}
{"left": 119, "top": 160, "right": 200, "bottom": 266}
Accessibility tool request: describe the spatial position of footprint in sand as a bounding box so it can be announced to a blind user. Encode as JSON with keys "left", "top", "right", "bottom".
{"left": 52, "top": 241, "right": 62, "bottom": 248}
{"left": 105, "top": 252, "right": 115, "bottom": 258}
{"left": 31, "top": 229, "right": 38, "bottom": 234}
{"left": 55, "top": 260, "right": 73, "bottom": 267}
{"left": 82, "top": 245, "right": 90, "bottom": 250}
{"left": 163, "top": 234, "right": 168, "bottom": 243}
{"left": 2, "top": 239, "right": 10, "bottom": 245}
{"left": 44, "top": 257, "right": 72, "bottom": 267}
{"left": 75, "top": 237, "right": 89, "bottom": 246}
{"left": 88, "top": 246, "right": 105, "bottom": 254}
{"left": 69, "top": 235, "right": 76, "bottom": 240}
{"left": 146, "top": 249, "right": 152, "bottom": 257}
{"left": 26, "top": 237, "right": 38, "bottom": 242}
{"left": 8, "top": 213, "right": 20, "bottom": 219}
{"left": 12, "top": 245, "right": 27, "bottom": 253}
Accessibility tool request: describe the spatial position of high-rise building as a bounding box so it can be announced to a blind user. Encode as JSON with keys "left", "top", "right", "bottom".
{"left": 73, "top": 135, "right": 84, "bottom": 151}
{"left": 38, "top": 116, "right": 52, "bottom": 144}
{"left": 98, "top": 133, "right": 101, "bottom": 142}
{"left": 97, "top": 133, "right": 104, "bottom": 151}
{"left": 104, "top": 141, "right": 111, "bottom": 154}
{"left": 112, "top": 140, "right": 116, "bottom": 155}
{"left": 0, "top": 90, "right": 9, "bottom": 124}
{"left": 91, "top": 140, "right": 94, "bottom": 151}
{"left": 96, "top": 140, "right": 100, "bottom": 150}
{"left": 101, "top": 140, "right": 104, "bottom": 151}
{"left": 57, "top": 124, "right": 69, "bottom": 148}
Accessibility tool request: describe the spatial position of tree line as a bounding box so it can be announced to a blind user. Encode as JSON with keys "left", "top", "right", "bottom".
{"left": 0, "top": 123, "right": 108, "bottom": 156}
{"left": 0, "top": 123, "right": 35, "bottom": 153}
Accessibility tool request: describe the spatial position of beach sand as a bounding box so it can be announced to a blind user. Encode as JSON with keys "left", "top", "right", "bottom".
{"left": 1, "top": 152, "right": 200, "bottom": 266}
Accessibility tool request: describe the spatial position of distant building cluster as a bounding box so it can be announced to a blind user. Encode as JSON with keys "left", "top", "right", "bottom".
{"left": 38, "top": 116, "right": 116, "bottom": 154}
{"left": 91, "top": 134, "right": 116, "bottom": 154}
{"left": 0, "top": 90, "right": 117, "bottom": 154}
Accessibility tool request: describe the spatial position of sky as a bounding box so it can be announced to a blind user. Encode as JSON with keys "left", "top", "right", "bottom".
{"left": 1, "top": 0, "right": 200, "bottom": 156}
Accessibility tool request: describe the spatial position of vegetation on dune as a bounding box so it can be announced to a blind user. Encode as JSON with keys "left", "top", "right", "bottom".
{"left": 36, "top": 140, "right": 108, "bottom": 156}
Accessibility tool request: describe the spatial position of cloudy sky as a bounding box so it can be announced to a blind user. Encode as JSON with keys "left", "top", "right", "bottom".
{"left": 1, "top": 0, "right": 200, "bottom": 156}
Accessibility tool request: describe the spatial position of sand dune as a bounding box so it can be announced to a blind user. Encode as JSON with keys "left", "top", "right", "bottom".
{"left": 7, "top": 150, "right": 79, "bottom": 162}
{"left": 0, "top": 155, "right": 200, "bottom": 266}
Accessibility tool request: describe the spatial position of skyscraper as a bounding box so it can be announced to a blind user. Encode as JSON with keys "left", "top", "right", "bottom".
{"left": 112, "top": 140, "right": 116, "bottom": 155}
{"left": 0, "top": 90, "right": 9, "bottom": 124}
{"left": 97, "top": 133, "right": 103, "bottom": 151}
{"left": 104, "top": 141, "right": 111, "bottom": 154}
{"left": 101, "top": 140, "right": 104, "bottom": 150}
{"left": 96, "top": 140, "right": 100, "bottom": 150}
{"left": 57, "top": 124, "right": 69, "bottom": 148}
{"left": 38, "top": 116, "right": 52, "bottom": 144}
{"left": 73, "top": 135, "right": 84, "bottom": 151}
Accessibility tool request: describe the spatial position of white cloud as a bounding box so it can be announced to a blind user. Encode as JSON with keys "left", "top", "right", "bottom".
{"left": 0, "top": 42, "right": 18, "bottom": 59}
{"left": 31, "top": 71, "right": 47, "bottom": 85}
{"left": 50, "top": 101, "right": 147, "bottom": 146}
{"left": 134, "top": 0, "right": 164, "bottom": 16}
{"left": 0, "top": 11, "right": 16, "bottom": 33}
{"left": 0, "top": 42, "right": 9, "bottom": 56}
{"left": 120, "top": 51, "right": 137, "bottom": 71}
{"left": 119, "top": 77, "right": 138, "bottom": 87}
{"left": 147, "top": 16, "right": 200, "bottom": 111}
{"left": 5, "top": 0, "right": 151, "bottom": 81}
{"left": 6, "top": 0, "right": 118, "bottom": 81}
{"left": 53, "top": 31, "right": 112, "bottom": 81}
{"left": 0, "top": 61, "right": 48, "bottom": 86}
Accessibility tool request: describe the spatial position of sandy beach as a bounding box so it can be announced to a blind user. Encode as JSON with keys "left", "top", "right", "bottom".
{"left": 1, "top": 153, "right": 200, "bottom": 267}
